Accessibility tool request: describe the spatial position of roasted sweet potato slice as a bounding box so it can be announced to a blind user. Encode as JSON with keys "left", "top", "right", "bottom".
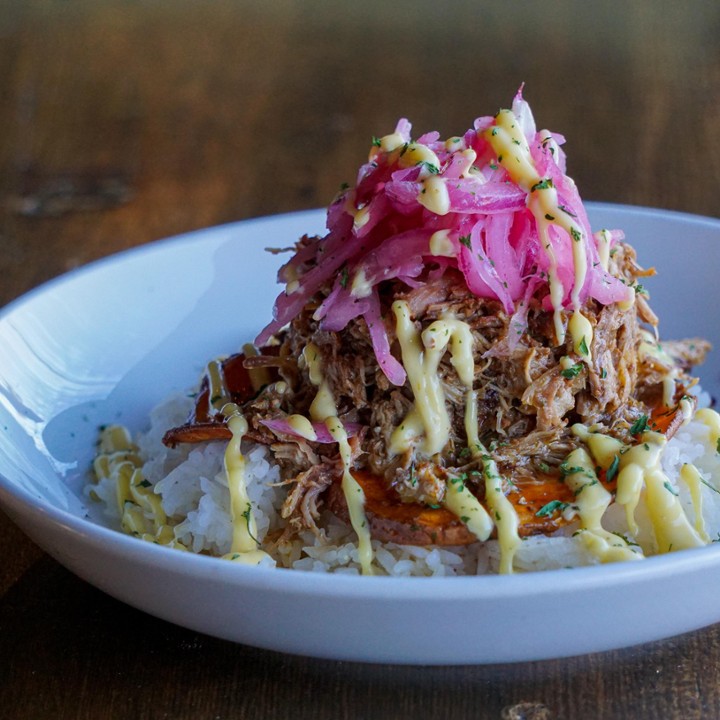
{"left": 327, "top": 469, "right": 582, "bottom": 546}
{"left": 649, "top": 394, "right": 697, "bottom": 439}
{"left": 326, "top": 471, "right": 477, "bottom": 546}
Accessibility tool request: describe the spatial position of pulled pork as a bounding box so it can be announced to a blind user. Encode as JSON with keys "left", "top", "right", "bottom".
{"left": 164, "top": 242, "right": 709, "bottom": 543}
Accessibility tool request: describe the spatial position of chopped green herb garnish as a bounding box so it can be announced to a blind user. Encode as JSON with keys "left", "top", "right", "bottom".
{"left": 570, "top": 227, "right": 582, "bottom": 243}
{"left": 371, "top": 135, "right": 382, "bottom": 147}
{"left": 420, "top": 161, "right": 439, "bottom": 174}
{"left": 459, "top": 235, "right": 471, "bottom": 248}
{"left": 663, "top": 481, "right": 679, "bottom": 497}
{"left": 530, "top": 178, "right": 553, "bottom": 192}
{"left": 574, "top": 479, "right": 598, "bottom": 496}
{"left": 600, "top": 367, "right": 607, "bottom": 379}
{"left": 561, "top": 363, "right": 584, "bottom": 379}
{"left": 630, "top": 415, "right": 649, "bottom": 436}
{"left": 578, "top": 336, "right": 589, "bottom": 356}
{"left": 606, "top": 455, "right": 620, "bottom": 482}
{"left": 241, "top": 502, "right": 259, "bottom": 545}
{"left": 339, "top": 266, "right": 349, "bottom": 288}
{"left": 700, "top": 477, "right": 720, "bottom": 495}
{"left": 536, "top": 500, "right": 569, "bottom": 518}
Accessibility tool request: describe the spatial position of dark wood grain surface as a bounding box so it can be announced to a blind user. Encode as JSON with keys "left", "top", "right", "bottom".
{"left": 2, "top": 2, "right": 720, "bottom": 718}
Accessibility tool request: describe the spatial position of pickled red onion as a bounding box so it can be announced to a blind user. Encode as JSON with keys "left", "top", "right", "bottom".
{"left": 256, "top": 90, "right": 632, "bottom": 382}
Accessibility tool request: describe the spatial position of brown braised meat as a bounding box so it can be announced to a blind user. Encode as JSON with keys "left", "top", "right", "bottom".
{"left": 162, "top": 241, "right": 709, "bottom": 545}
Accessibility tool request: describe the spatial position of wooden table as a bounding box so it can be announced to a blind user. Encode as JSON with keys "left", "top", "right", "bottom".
{"left": 2, "top": 2, "right": 719, "bottom": 717}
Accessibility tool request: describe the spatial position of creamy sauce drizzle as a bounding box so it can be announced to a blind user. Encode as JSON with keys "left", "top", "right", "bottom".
{"left": 637, "top": 330, "right": 678, "bottom": 407}
{"left": 286, "top": 414, "right": 318, "bottom": 441}
{"left": 429, "top": 229, "right": 456, "bottom": 258}
{"left": 220, "top": 403, "right": 274, "bottom": 565}
{"left": 390, "top": 300, "right": 520, "bottom": 572}
{"left": 484, "top": 108, "right": 603, "bottom": 348}
{"left": 561, "top": 447, "right": 640, "bottom": 562}
{"left": 350, "top": 267, "right": 372, "bottom": 298}
{"left": 303, "top": 344, "right": 374, "bottom": 575}
{"left": 94, "top": 425, "right": 185, "bottom": 549}
{"left": 595, "top": 229, "right": 612, "bottom": 272}
{"left": 572, "top": 423, "right": 705, "bottom": 555}
{"left": 680, "top": 463, "right": 710, "bottom": 542}
{"left": 206, "top": 359, "right": 231, "bottom": 416}
{"left": 418, "top": 175, "right": 451, "bottom": 215}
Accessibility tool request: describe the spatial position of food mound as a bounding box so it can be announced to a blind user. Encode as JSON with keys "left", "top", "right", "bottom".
{"left": 91, "top": 90, "right": 720, "bottom": 576}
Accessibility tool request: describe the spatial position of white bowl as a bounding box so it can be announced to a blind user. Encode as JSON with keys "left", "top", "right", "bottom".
{"left": 1, "top": 204, "right": 720, "bottom": 664}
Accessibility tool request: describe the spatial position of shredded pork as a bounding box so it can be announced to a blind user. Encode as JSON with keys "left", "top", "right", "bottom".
{"left": 173, "top": 241, "right": 708, "bottom": 541}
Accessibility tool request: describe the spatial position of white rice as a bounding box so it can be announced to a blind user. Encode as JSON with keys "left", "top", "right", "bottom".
{"left": 88, "top": 392, "right": 720, "bottom": 575}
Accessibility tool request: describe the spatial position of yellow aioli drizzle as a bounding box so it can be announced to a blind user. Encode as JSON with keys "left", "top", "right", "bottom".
{"left": 453, "top": 323, "right": 520, "bottom": 574}
{"left": 286, "top": 414, "right": 318, "bottom": 441}
{"left": 680, "top": 463, "right": 710, "bottom": 542}
{"left": 484, "top": 108, "right": 607, "bottom": 348}
{"left": 390, "top": 301, "right": 451, "bottom": 456}
{"left": 443, "top": 477, "right": 494, "bottom": 546}
{"left": 637, "top": 330, "right": 679, "bottom": 407}
{"left": 353, "top": 204, "right": 371, "bottom": 232}
{"left": 418, "top": 175, "right": 450, "bottom": 215}
{"left": 594, "top": 229, "right": 612, "bottom": 272}
{"left": 283, "top": 263, "right": 300, "bottom": 294}
{"left": 370, "top": 136, "right": 442, "bottom": 175}
{"left": 366, "top": 137, "right": 448, "bottom": 224}
{"left": 639, "top": 438, "right": 705, "bottom": 554}
{"left": 679, "top": 396, "right": 695, "bottom": 426}
{"left": 571, "top": 424, "right": 705, "bottom": 555}
{"left": 399, "top": 142, "right": 441, "bottom": 171}
{"left": 696, "top": 408, "right": 720, "bottom": 448}
{"left": 206, "top": 359, "right": 231, "bottom": 416}
{"left": 94, "top": 425, "right": 186, "bottom": 550}
{"left": 350, "top": 267, "right": 372, "bottom": 298}
{"left": 567, "top": 310, "right": 593, "bottom": 362}
{"left": 561, "top": 447, "right": 640, "bottom": 562}
{"left": 572, "top": 424, "right": 640, "bottom": 535}
{"left": 445, "top": 136, "right": 466, "bottom": 151}
{"left": 377, "top": 132, "right": 405, "bottom": 154}
{"left": 390, "top": 300, "right": 519, "bottom": 571}
{"left": 429, "top": 229, "right": 456, "bottom": 258}
{"left": 449, "top": 148, "right": 477, "bottom": 177}
{"left": 678, "top": 409, "right": 720, "bottom": 542}
{"left": 469, "top": 445, "right": 519, "bottom": 574}
{"left": 303, "top": 344, "right": 374, "bottom": 575}
{"left": 221, "top": 403, "right": 274, "bottom": 566}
